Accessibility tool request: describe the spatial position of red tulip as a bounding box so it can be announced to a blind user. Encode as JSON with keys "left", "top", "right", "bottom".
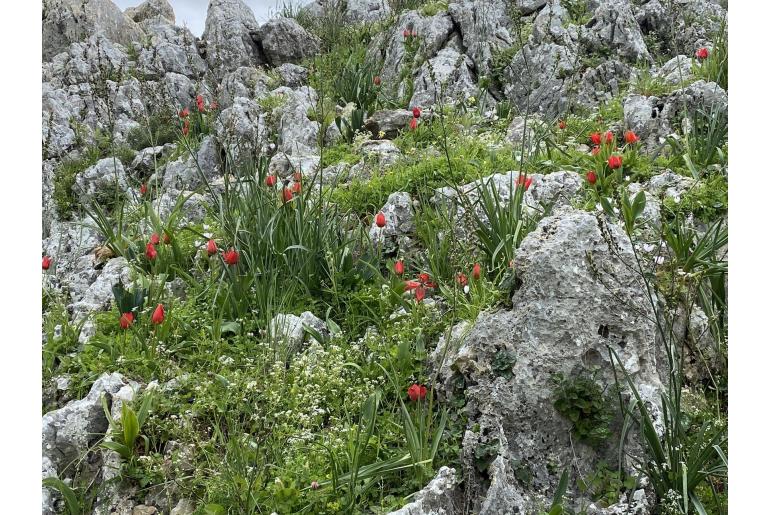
{"left": 206, "top": 239, "right": 218, "bottom": 256}
{"left": 418, "top": 272, "right": 430, "bottom": 284}
{"left": 265, "top": 175, "right": 277, "bottom": 187}
{"left": 412, "top": 106, "right": 421, "bottom": 119}
{"left": 586, "top": 170, "right": 597, "bottom": 185}
{"left": 415, "top": 286, "right": 426, "bottom": 303}
{"left": 140, "top": 183, "right": 148, "bottom": 196}
{"left": 516, "top": 174, "right": 532, "bottom": 191}
{"left": 405, "top": 280, "right": 420, "bottom": 291}
{"left": 182, "top": 118, "right": 190, "bottom": 136}
{"left": 558, "top": 120, "right": 566, "bottom": 130}
{"left": 223, "top": 248, "right": 239, "bottom": 266}
{"left": 456, "top": 272, "right": 468, "bottom": 286}
{"left": 292, "top": 181, "right": 302, "bottom": 194}
{"left": 624, "top": 130, "right": 639, "bottom": 144}
{"left": 472, "top": 262, "right": 481, "bottom": 280}
{"left": 179, "top": 107, "right": 189, "bottom": 118}
{"left": 394, "top": 260, "right": 405, "bottom": 275}
{"left": 603, "top": 131, "right": 614, "bottom": 144}
{"left": 151, "top": 303, "right": 165, "bottom": 325}
{"left": 375, "top": 212, "right": 386, "bottom": 228}
{"left": 607, "top": 155, "right": 623, "bottom": 170}
{"left": 590, "top": 132, "right": 602, "bottom": 145}
{"left": 282, "top": 187, "right": 293, "bottom": 202}
{"left": 293, "top": 171, "right": 303, "bottom": 182}
{"left": 150, "top": 233, "right": 160, "bottom": 245}
{"left": 196, "top": 94, "right": 205, "bottom": 112}
{"left": 119, "top": 312, "right": 134, "bottom": 329}
{"left": 145, "top": 242, "right": 157, "bottom": 261}
{"left": 695, "top": 47, "right": 709, "bottom": 59}
{"left": 407, "top": 384, "right": 427, "bottom": 401}
{"left": 373, "top": 75, "right": 381, "bottom": 86}
{"left": 409, "top": 117, "right": 418, "bottom": 131}
{"left": 403, "top": 29, "right": 410, "bottom": 38}
{"left": 42, "top": 256, "right": 52, "bottom": 270}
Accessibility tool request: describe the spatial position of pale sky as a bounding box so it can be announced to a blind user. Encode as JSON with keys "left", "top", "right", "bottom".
{"left": 114, "top": 0, "right": 314, "bottom": 36}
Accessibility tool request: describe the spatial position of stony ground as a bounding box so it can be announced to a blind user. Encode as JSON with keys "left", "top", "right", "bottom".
{"left": 41, "top": 0, "right": 728, "bottom": 514}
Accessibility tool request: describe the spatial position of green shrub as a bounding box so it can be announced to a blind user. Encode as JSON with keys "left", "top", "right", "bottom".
{"left": 552, "top": 373, "right": 614, "bottom": 446}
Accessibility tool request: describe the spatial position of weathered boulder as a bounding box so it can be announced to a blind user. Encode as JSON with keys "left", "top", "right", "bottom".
{"left": 162, "top": 135, "right": 221, "bottom": 190}
{"left": 69, "top": 257, "right": 133, "bottom": 322}
{"left": 386, "top": 467, "right": 459, "bottom": 515}
{"left": 345, "top": 0, "right": 391, "bottom": 24}
{"left": 370, "top": 192, "right": 416, "bottom": 255}
{"left": 125, "top": 0, "right": 175, "bottom": 24}
{"left": 272, "top": 86, "right": 321, "bottom": 155}
{"left": 410, "top": 45, "right": 477, "bottom": 109}
{"left": 275, "top": 63, "right": 309, "bottom": 88}
{"left": 43, "top": 0, "right": 144, "bottom": 61}
{"left": 270, "top": 312, "right": 328, "bottom": 351}
{"left": 136, "top": 18, "right": 206, "bottom": 78}
{"left": 218, "top": 66, "right": 273, "bottom": 108}
{"left": 583, "top": 0, "right": 651, "bottom": 63}
{"left": 433, "top": 208, "right": 664, "bottom": 512}
{"left": 655, "top": 55, "right": 694, "bottom": 85}
{"left": 256, "top": 18, "right": 321, "bottom": 66}
{"left": 215, "top": 97, "right": 269, "bottom": 162}
{"left": 74, "top": 158, "right": 131, "bottom": 207}
{"left": 202, "top": 0, "right": 264, "bottom": 78}
{"left": 448, "top": 0, "right": 512, "bottom": 76}
{"left": 364, "top": 109, "right": 431, "bottom": 139}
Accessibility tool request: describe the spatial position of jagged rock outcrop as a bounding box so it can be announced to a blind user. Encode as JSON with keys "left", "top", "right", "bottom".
{"left": 256, "top": 18, "right": 321, "bottom": 66}
{"left": 202, "top": 0, "right": 264, "bottom": 78}
{"left": 370, "top": 192, "right": 416, "bottom": 255}
{"left": 125, "top": 0, "right": 175, "bottom": 24}
{"left": 43, "top": 0, "right": 145, "bottom": 61}
{"left": 433, "top": 208, "right": 664, "bottom": 512}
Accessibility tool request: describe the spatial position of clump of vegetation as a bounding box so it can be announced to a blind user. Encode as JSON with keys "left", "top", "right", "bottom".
{"left": 552, "top": 372, "right": 615, "bottom": 446}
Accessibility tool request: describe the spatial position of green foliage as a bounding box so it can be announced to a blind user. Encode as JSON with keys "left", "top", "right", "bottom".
{"left": 100, "top": 389, "right": 156, "bottom": 461}
{"left": 319, "top": 141, "right": 362, "bottom": 168}
{"left": 693, "top": 17, "right": 728, "bottom": 90}
{"left": 578, "top": 461, "right": 637, "bottom": 507}
{"left": 662, "top": 174, "right": 727, "bottom": 224}
{"left": 491, "top": 349, "right": 517, "bottom": 380}
{"left": 664, "top": 103, "right": 727, "bottom": 177}
{"left": 419, "top": 0, "right": 448, "bottom": 16}
{"left": 126, "top": 110, "right": 178, "bottom": 150}
{"left": 552, "top": 372, "right": 614, "bottom": 446}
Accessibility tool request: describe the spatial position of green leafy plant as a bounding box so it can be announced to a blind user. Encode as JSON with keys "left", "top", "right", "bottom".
{"left": 100, "top": 389, "right": 156, "bottom": 461}
{"left": 552, "top": 372, "right": 614, "bottom": 446}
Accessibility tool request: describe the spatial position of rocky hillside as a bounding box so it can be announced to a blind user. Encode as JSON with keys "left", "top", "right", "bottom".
{"left": 41, "top": 0, "right": 728, "bottom": 514}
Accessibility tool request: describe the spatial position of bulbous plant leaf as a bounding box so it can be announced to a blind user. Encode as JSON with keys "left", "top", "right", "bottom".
{"left": 42, "top": 477, "right": 82, "bottom": 515}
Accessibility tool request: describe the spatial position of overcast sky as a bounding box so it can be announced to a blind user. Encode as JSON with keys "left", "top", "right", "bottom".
{"left": 113, "top": 0, "right": 313, "bottom": 36}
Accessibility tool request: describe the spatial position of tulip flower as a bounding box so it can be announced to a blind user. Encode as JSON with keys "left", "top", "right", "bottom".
{"left": 403, "top": 29, "right": 410, "bottom": 38}
{"left": 151, "top": 303, "right": 165, "bottom": 325}
{"left": 182, "top": 118, "right": 190, "bottom": 136}
{"left": 42, "top": 256, "right": 52, "bottom": 270}
{"left": 119, "top": 312, "right": 134, "bottom": 329}
{"left": 407, "top": 384, "right": 427, "bottom": 401}
{"left": 624, "top": 130, "right": 639, "bottom": 144}
{"left": 394, "top": 260, "right": 405, "bottom": 275}
{"left": 223, "top": 248, "right": 239, "bottom": 266}
{"left": 415, "top": 286, "right": 426, "bottom": 303}
{"left": 586, "top": 170, "right": 597, "bottom": 184}
{"left": 603, "top": 131, "right": 614, "bottom": 144}
{"left": 516, "top": 174, "right": 532, "bottom": 190}
{"left": 146, "top": 242, "right": 157, "bottom": 261}
{"left": 695, "top": 47, "right": 709, "bottom": 59}
{"left": 196, "top": 94, "right": 205, "bottom": 112}
{"left": 472, "top": 262, "right": 481, "bottom": 280}
{"left": 456, "top": 272, "right": 468, "bottom": 287}
{"left": 409, "top": 117, "right": 418, "bottom": 130}
{"left": 265, "top": 174, "right": 277, "bottom": 187}
{"left": 150, "top": 233, "right": 160, "bottom": 245}
{"left": 412, "top": 106, "right": 421, "bottom": 119}
{"left": 404, "top": 280, "right": 421, "bottom": 291}
{"left": 179, "top": 107, "right": 189, "bottom": 118}
{"left": 140, "top": 183, "right": 147, "bottom": 196}
{"left": 206, "top": 239, "right": 218, "bottom": 256}
{"left": 558, "top": 120, "right": 566, "bottom": 130}
{"left": 590, "top": 132, "right": 602, "bottom": 145}
{"left": 282, "top": 187, "right": 293, "bottom": 202}
{"left": 375, "top": 212, "right": 386, "bottom": 228}
{"left": 373, "top": 75, "right": 381, "bottom": 86}
{"left": 292, "top": 181, "right": 302, "bottom": 194}
{"left": 607, "top": 155, "right": 623, "bottom": 170}
{"left": 293, "top": 171, "right": 303, "bottom": 182}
